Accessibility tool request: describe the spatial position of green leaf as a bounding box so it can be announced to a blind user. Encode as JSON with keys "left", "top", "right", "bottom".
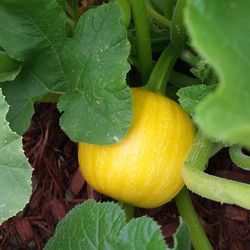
{"left": 177, "top": 84, "right": 216, "bottom": 117}
{"left": 2, "top": 69, "right": 46, "bottom": 134}
{"left": 0, "top": 1, "right": 132, "bottom": 144}
{"left": 185, "top": 0, "right": 250, "bottom": 148}
{"left": 58, "top": 3, "right": 132, "bottom": 144}
{"left": 45, "top": 200, "right": 126, "bottom": 250}
{"left": 190, "top": 59, "right": 210, "bottom": 82}
{"left": 0, "top": 0, "right": 69, "bottom": 135}
{"left": 172, "top": 218, "right": 191, "bottom": 250}
{"left": 44, "top": 200, "right": 168, "bottom": 250}
{"left": 0, "top": 70, "right": 21, "bottom": 83}
{"left": 115, "top": 217, "right": 166, "bottom": 250}
{"left": 0, "top": 51, "right": 21, "bottom": 82}
{"left": 0, "top": 89, "right": 32, "bottom": 224}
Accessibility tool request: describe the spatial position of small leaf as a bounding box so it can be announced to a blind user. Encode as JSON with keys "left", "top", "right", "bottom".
{"left": 172, "top": 218, "right": 191, "bottom": 250}
{"left": 177, "top": 84, "right": 215, "bottom": 117}
{"left": 190, "top": 59, "right": 210, "bottom": 82}
{"left": 0, "top": 89, "right": 32, "bottom": 224}
{"left": 185, "top": 0, "right": 250, "bottom": 148}
{"left": 116, "top": 217, "right": 166, "bottom": 250}
{"left": 2, "top": 69, "right": 47, "bottom": 135}
{"left": 44, "top": 200, "right": 168, "bottom": 250}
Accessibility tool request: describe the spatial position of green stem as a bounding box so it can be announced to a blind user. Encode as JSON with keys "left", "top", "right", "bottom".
{"left": 65, "top": 2, "right": 74, "bottom": 18}
{"left": 116, "top": 0, "right": 131, "bottom": 28}
{"left": 72, "top": 0, "right": 79, "bottom": 24}
{"left": 229, "top": 146, "right": 250, "bottom": 171}
{"left": 170, "top": 0, "right": 187, "bottom": 49}
{"left": 129, "top": 0, "right": 153, "bottom": 83}
{"left": 183, "top": 131, "right": 250, "bottom": 210}
{"left": 118, "top": 202, "right": 135, "bottom": 221}
{"left": 145, "top": 1, "right": 170, "bottom": 29}
{"left": 180, "top": 50, "right": 199, "bottom": 66}
{"left": 169, "top": 70, "right": 202, "bottom": 87}
{"left": 65, "top": 16, "right": 75, "bottom": 37}
{"left": 163, "top": 0, "right": 177, "bottom": 20}
{"left": 176, "top": 132, "right": 221, "bottom": 250}
{"left": 145, "top": 43, "right": 180, "bottom": 95}
{"left": 175, "top": 188, "right": 213, "bottom": 250}
{"left": 37, "top": 92, "right": 62, "bottom": 103}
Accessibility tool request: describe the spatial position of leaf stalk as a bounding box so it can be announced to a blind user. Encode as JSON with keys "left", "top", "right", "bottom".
{"left": 175, "top": 188, "right": 213, "bottom": 250}
{"left": 129, "top": 0, "right": 153, "bottom": 83}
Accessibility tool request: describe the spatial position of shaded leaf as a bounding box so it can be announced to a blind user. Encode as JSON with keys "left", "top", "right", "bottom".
{"left": 0, "top": 51, "right": 21, "bottom": 82}
{"left": 0, "top": 0, "right": 69, "bottom": 134}
{"left": 0, "top": 1, "right": 132, "bottom": 144}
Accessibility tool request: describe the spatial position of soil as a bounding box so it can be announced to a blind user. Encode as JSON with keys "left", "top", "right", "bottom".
{"left": 0, "top": 103, "right": 250, "bottom": 250}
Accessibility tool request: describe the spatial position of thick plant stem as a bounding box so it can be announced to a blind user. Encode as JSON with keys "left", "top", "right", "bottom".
{"left": 170, "top": 0, "right": 187, "bottom": 49}
{"left": 183, "top": 131, "right": 250, "bottom": 210}
{"left": 129, "top": 0, "right": 153, "bottom": 83}
{"left": 175, "top": 188, "right": 213, "bottom": 250}
{"left": 145, "top": 43, "right": 180, "bottom": 95}
{"left": 145, "top": 1, "right": 170, "bottom": 29}
{"left": 175, "top": 132, "right": 220, "bottom": 250}
{"left": 118, "top": 202, "right": 135, "bottom": 221}
{"left": 116, "top": 0, "right": 131, "bottom": 28}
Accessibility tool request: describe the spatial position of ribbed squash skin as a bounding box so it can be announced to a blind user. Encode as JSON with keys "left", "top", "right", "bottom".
{"left": 78, "top": 88, "right": 195, "bottom": 208}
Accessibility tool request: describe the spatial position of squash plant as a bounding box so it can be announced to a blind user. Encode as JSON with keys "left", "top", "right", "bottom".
{"left": 1, "top": 0, "right": 250, "bottom": 249}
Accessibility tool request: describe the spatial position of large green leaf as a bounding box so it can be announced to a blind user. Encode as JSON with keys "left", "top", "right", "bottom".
{"left": 0, "top": 1, "right": 132, "bottom": 144}
{"left": 58, "top": 3, "right": 132, "bottom": 144}
{"left": 0, "top": 90, "right": 32, "bottom": 224}
{"left": 44, "top": 200, "right": 166, "bottom": 250}
{"left": 0, "top": 0, "right": 69, "bottom": 134}
{"left": 185, "top": 0, "right": 250, "bottom": 148}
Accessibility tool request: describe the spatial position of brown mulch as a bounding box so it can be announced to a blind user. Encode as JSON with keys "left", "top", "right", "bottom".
{"left": 0, "top": 103, "right": 250, "bottom": 250}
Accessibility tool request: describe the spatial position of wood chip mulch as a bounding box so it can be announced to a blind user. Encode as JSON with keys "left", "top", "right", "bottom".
{"left": 0, "top": 103, "right": 250, "bottom": 250}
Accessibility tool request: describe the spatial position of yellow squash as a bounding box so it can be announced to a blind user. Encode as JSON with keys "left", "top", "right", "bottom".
{"left": 78, "top": 88, "right": 195, "bottom": 208}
